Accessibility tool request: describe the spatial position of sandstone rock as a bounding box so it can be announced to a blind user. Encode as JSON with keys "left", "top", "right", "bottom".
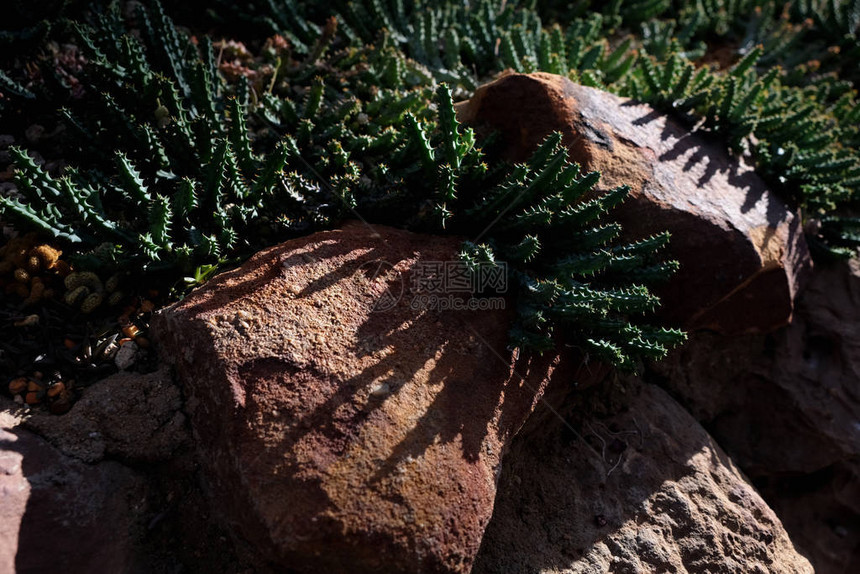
{"left": 651, "top": 257, "right": 860, "bottom": 573}
{"left": 152, "top": 221, "right": 563, "bottom": 574}
{"left": 0, "top": 407, "right": 148, "bottom": 574}
{"left": 22, "top": 365, "right": 187, "bottom": 464}
{"left": 472, "top": 378, "right": 813, "bottom": 574}
{"left": 456, "top": 72, "right": 812, "bottom": 333}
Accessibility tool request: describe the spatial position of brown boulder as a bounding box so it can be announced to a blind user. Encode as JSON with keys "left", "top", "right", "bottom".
{"left": 651, "top": 258, "right": 860, "bottom": 573}
{"left": 652, "top": 261, "right": 860, "bottom": 477}
{"left": 473, "top": 377, "right": 813, "bottom": 574}
{"left": 456, "top": 72, "right": 812, "bottom": 333}
{"left": 152, "top": 221, "right": 564, "bottom": 573}
{"left": 0, "top": 406, "right": 149, "bottom": 574}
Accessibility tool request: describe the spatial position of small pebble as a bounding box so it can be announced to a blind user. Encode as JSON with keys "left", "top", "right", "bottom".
{"left": 114, "top": 341, "right": 139, "bottom": 370}
{"left": 8, "top": 378, "right": 27, "bottom": 395}
{"left": 47, "top": 382, "right": 65, "bottom": 398}
{"left": 50, "top": 399, "right": 72, "bottom": 415}
{"left": 13, "top": 314, "right": 39, "bottom": 327}
{"left": 369, "top": 382, "right": 390, "bottom": 398}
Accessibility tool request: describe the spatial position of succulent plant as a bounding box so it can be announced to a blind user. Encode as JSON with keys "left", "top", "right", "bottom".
{"left": 2, "top": 0, "right": 859, "bottom": 375}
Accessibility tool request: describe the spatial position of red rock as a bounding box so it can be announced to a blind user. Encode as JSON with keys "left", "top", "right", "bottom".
{"left": 473, "top": 377, "right": 813, "bottom": 573}
{"left": 0, "top": 407, "right": 148, "bottom": 574}
{"left": 152, "top": 221, "right": 567, "bottom": 573}
{"left": 456, "top": 72, "right": 812, "bottom": 333}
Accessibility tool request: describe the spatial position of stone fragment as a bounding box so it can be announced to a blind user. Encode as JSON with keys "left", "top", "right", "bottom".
{"left": 22, "top": 365, "right": 187, "bottom": 463}
{"left": 473, "top": 378, "right": 813, "bottom": 574}
{"left": 114, "top": 340, "right": 140, "bottom": 370}
{"left": 456, "top": 72, "right": 812, "bottom": 333}
{"left": 651, "top": 258, "right": 860, "bottom": 573}
{"left": 153, "top": 221, "right": 563, "bottom": 573}
{"left": 0, "top": 408, "right": 148, "bottom": 574}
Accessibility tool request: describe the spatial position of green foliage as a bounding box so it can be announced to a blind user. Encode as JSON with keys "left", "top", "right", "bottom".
{"left": 1, "top": 1, "right": 338, "bottom": 277}
{"left": 814, "top": 215, "right": 860, "bottom": 259}
{"left": 451, "top": 133, "right": 685, "bottom": 369}
{"left": 349, "top": 85, "right": 684, "bottom": 369}
{"left": 0, "top": 69, "right": 35, "bottom": 101}
{"left": 530, "top": 0, "right": 860, "bottom": 256}
{"left": 0, "top": 0, "right": 687, "bottom": 370}
{"left": 5, "top": 0, "right": 860, "bottom": 370}
{"left": 150, "top": 0, "right": 859, "bottom": 254}
{"left": 609, "top": 3, "right": 860, "bottom": 256}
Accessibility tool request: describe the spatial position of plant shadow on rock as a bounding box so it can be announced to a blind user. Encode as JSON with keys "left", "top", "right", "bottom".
{"left": 152, "top": 222, "right": 567, "bottom": 572}
{"left": 231, "top": 238, "right": 556, "bottom": 522}
{"left": 641, "top": 107, "right": 786, "bottom": 225}
{"left": 459, "top": 74, "right": 807, "bottom": 337}
{"left": 601, "top": 103, "right": 806, "bottom": 332}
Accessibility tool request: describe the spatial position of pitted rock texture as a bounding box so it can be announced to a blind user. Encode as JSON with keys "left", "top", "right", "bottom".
{"left": 152, "top": 221, "right": 563, "bottom": 574}
{"left": 0, "top": 407, "right": 148, "bottom": 574}
{"left": 21, "top": 366, "right": 187, "bottom": 463}
{"left": 652, "top": 258, "right": 860, "bottom": 573}
{"left": 472, "top": 379, "right": 813, "bottom": 574}
{"left": 456, "top": 72, "right": 811, "bottom": 333}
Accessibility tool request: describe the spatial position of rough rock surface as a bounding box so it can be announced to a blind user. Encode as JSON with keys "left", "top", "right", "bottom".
{"left": 21, "top": 366, "right": 187, "bottom": 463}
{"left": 472, "top": 378, "right": 814, "bottom": 574}
{"left": 456, "top": 72, "right": 811, "bottom": 333}
{"left": 0, "top": 406, "right": 149, "bottom": 574}
{"left": 651, "top": 258, "right": 860, "bottom": 573}
{"left": 152, "top": 221, "right": 563, "bottom": 574}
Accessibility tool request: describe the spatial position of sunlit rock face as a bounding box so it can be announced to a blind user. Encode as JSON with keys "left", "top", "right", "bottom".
{"left": 153, "top": 221, "right": 565, "bottom": 574}
{"left": 457, "top": 72, "right": 812, "bottom": 334}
